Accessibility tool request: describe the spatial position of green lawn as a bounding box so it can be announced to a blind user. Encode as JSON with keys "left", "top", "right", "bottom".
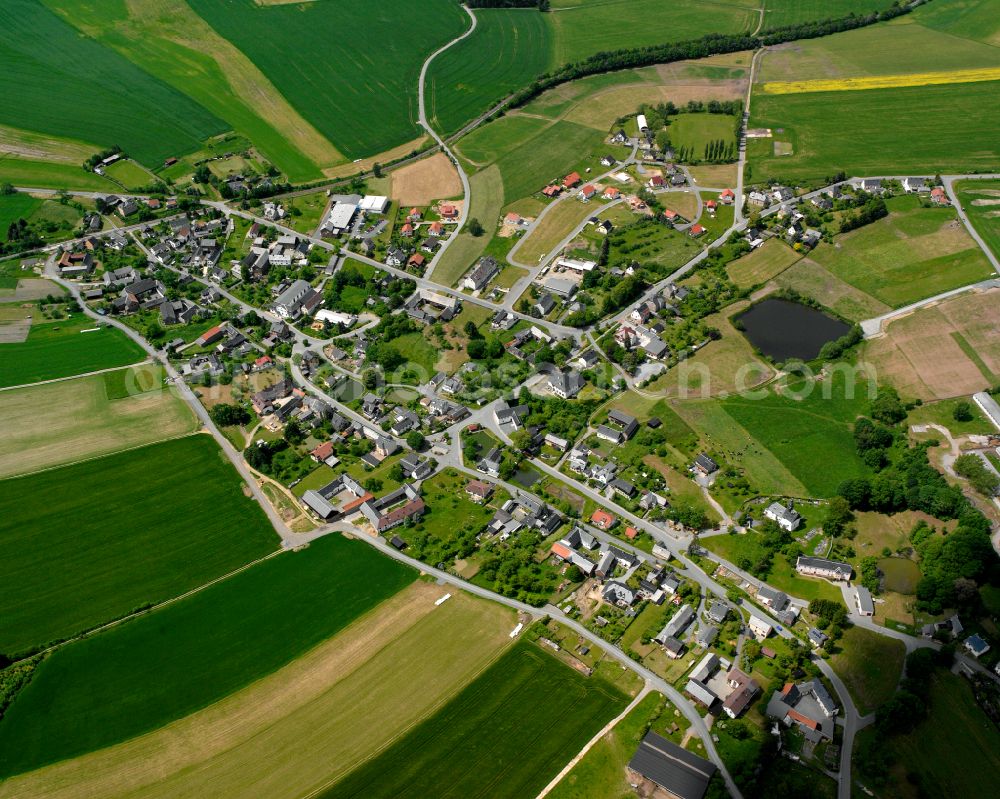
{"left": 187, "top": 0, "right": 467, "bottom": 158}
{"left": 0, "top": 312, "right": 146, "bottom": 388}
{"left": 956, "top": 178, "right": 1000, "bottom": 264}
{"left": 283, "top": 190, "right": 330, "bottom": 234}
{"left": 830, "top": 625, "right": 906, "bottom": 715}
{"left": 669, "top": 113, "right": 738, "bottom": 158}
{"left": 0, "top": 0, "right": 224, "bottom": 166}
{"left": 320, "top": 638, "right": 629, "bottom": 799}
{"left": 749, "top": 80, "right": 1000, "bottom": 182}
{"left": 718, "top": 373, "right": 871, "bottom": 498}
{"left": 428, "top": 8, "right": 554, "bottom": 134}
{"left": 0, "top": 435, "right": 279, "bottom": 656}
{"left": 102, "top": 158, "right": 155, "bottom": 189}
{"left": 0, "top": 534, "right": 414, "bottom": 778}
{"left": 807, "top": 195, "right": 994, "bottom": 308}
{"left": 607, "top": 219, "right": 700, "bottom": 269}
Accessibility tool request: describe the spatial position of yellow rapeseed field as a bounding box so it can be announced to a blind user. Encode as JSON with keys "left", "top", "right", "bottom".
{"left": 762, "top": 67, "right": 1000, "bottom": 94}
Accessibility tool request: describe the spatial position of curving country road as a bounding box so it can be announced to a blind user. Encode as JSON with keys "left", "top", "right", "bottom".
{"left": 416, "top": 5, "right": 477, "bottom": 281}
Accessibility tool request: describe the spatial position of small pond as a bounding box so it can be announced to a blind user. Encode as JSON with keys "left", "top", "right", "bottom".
{"left": 878, "top": 557, "right": 921, "bottom": 595}
{"left": 737, "top": 298, "right": 851, "bottom": 361}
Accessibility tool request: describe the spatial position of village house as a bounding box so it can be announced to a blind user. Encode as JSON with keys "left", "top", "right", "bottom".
{"left": 796, "top": 556, "right": 853, "bottom": 582}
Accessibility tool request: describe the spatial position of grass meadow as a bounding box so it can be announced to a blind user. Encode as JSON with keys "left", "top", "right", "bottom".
{"left": 428, "top": 8, "right": 554, "bottom": 134}
{"left": 956, "top": 178, "right": 1000, "bottom": 262}
{"left": 857, "top": 670, "right": 1000, "bottom": 796}
{"left": 0, "top": 192, "right": 43, "bottom": 238}
{"left": 321, "top": 638, "right": 628, "bottom": 799}
{"left": 0, "top": 156, "right": 118, "bottom": 191}
{"left": 0, "top": 435, "right": 277, "bottom": 656}
{"left": 830, "top": 625, "right": 907, "bottom": 714}
{"left": 910, "top": 0, "right": 1000, "bottom": 47}
{"left": 187, "top": 0, "right": 467, "bottom": 159}
{"left": 808, "top": 195, "right": 995, "bottom": 307}
{"left": 0, "top": 312, "right": 146, "bottom": 388}
{"left": 0, "top": 0, "right": 225, "bottom": 167}
{"left": 102, "top": 158, "right": 155, "bottom": 190}
{"left": 748, "top": 79, "right": 1000, "bottom": 181}
{"left": 718, "top": 374, "right": 871, "bottom": 497}
{"left": 0, "top": 365, "right": 195, "bottom": 478}
{"left": 726, "top": 238, "right": 803, "bottom": 288}
{"left": 0, "top": 534, "right": 414, "bottom": 778}
{"left": 669, "top": 112, "right": 738, "bottom": 156}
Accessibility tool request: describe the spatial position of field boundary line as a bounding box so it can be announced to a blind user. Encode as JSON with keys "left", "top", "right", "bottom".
{"left": 762, "top": 66, "right": 1000, "bottom": 95}
{"left": 298, "top": 630, "right": 520, "bottom": 799}
{"left": 535, "top": 682, "right": 653, "bottom": 799}
{"left": 0, "top": 358, "right": 152, "bottom": 392}
{"left": 19, "top": 548, "right": 286, "bottom": 664}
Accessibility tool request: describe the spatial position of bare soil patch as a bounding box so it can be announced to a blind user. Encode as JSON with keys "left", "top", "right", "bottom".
{"left": 390, "top": 152, "right": 463, "bottom": 206}
{"left": 861, "top": 288, "right": 1000, "bottom": 400}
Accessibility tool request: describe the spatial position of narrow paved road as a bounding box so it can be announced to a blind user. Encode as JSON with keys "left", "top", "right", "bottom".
{"left": 417, "top": 5, "right": 477, "bottom": 281}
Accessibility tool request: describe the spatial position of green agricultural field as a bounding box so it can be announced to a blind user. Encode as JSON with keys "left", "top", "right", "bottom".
{"left": 547, "top": 0, "right": 756, "bottom": 64}
{"left": 0, "top": 0, "right": 225, "bottom": 166}
{"left": 457, "top": 115, "right": 551, "bottom": 168}
{"left": 0, "top": 312, "right": 146, "bottom": 388}
{"left": 0, "top": 534, "right": 414, "bottom": 778}
{"left": 321, "top": 638, "right": 628, "bottom": 799}
{"left": 0, "top": 435, "right": 278, "bottom": 656}
{"left": 956, "top": 178, "right": 1000, "bottom": 262}
{"left": 760, "top": 0, "right": 888, "bottom": 28}
{"left": 830, "top": 626, "right": 906, "bottom": 714}
{"left": 547, "top": 691, "right": 665, "bottom": 799}
{"left": 808, "top": 195, "right": 995, "bottom": 308}
{"left": 758, "top": 14, "right": 1000, "bottom": 84}
{"left": 428, "top": 8, "right": 554, "bottom": 134}
{"left": 187, "top": 0, "right": 467, "bottom": 159}
{"left": 908, "top": 0, "right": 1000, "bottom": 48}
{"left": 0, "top": 156, "right": 118, "bottom": 191}
{"left": 718, "top": 374, "right": 871, "bottom": 497}
{"left": 44, "top": 0, "right": 343, "bottom": 181}
{"left": 748, "top": 80, "right": 1000, "bottom": 182}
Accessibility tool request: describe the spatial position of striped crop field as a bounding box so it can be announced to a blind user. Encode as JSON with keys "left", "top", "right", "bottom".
{"left": 762, "top": 66, "right": 1000, "bottom": 94}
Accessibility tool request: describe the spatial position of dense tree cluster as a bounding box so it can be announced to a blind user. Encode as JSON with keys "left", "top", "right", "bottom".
{"left": 839, "top": 197, "right": 888, "bottom": 233}
{"left": 838, "top": 387, "right": 999, "bottom": 613}
{"left": 466, "top": 0, "right": 547, "bottom": 8}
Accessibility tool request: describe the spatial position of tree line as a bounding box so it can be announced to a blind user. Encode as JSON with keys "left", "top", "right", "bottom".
{"left": 466, "top": 0, "right": 549, "bottom": 9}
{"left": 506, "top": 2, "right": 921, "bottom": 109}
